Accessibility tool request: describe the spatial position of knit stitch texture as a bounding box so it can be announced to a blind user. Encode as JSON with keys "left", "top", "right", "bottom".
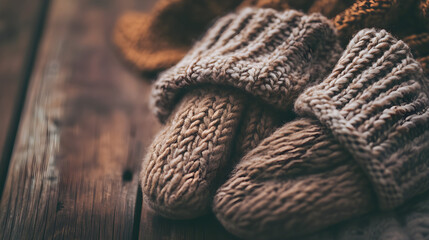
{"left": 214, "top": 118, "right": 375, "bottom": 239}
{"left": 113, "top": 0, "right": 429, "bottom": 74}
{"left": 213, "top": 28, "right": 429, "bottom": 239}
{"left": 141, "top": 8, "right": 341, "bottom": 219}
{"left": 295, "top": 28, "right": 429, "bottom": 209}
{"left": 142, "top": 87, "right": 245, "bottom": 218}
{"left": 152, "top": 7, "right": 342, "bottom": 122}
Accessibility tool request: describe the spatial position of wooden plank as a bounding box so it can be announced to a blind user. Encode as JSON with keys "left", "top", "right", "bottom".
{"left": 0, "top": 0, "right": 48, "bottom": 197}
{"left": 0, "top": 0, "right": 240, "bottom": 238}
{"left": 0, "top": 0, "right": 160, "bottom": 238}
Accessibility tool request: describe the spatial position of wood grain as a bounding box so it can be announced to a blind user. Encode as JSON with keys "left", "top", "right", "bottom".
{"left": 0, "top": 0, "right": 48, "bottom": 197}
{"left": 0, "top": 0, "right": 240, "bottom": 238}
{"left": 0, "top": 0, "right": 160, "bottom": 238}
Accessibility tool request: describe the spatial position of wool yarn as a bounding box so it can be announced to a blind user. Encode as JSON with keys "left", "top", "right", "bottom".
{"left": 113, "top": 0, "right": 242, "bottom": 73}
{"left": 151, "top": 8, "right": 341, "bottom": 122}
{"left": 331, "top": 0, "right": 429, "bottom": 75}
{"left": 142, "top": 87, "right": 245, "bottom": 218}
{"left": 112, "top": 0, "right": 348, "bottom": 74}
{"left": 113, "top": 0, "right": 429, "bottom": 74}
{"left": 404, "top": 33, "right": 429, "bottom": 76}
{"left": 141, "top": 8, "right": 342, "bottom": 219}
{"left": 295, "top": 28, "right": 429, "bottom": 208}
{"left": 332, "top": 0, "right": 429, "bottom": 75}
{"left": 142, "top": 90, "right": 285, "bottom": 219}
{"left": 213, "top": 28, "right": 429, "bottom": 239}
{"left": 214, "top": 118, "right": 376, "bottom": 239}
{"left": 334, "top": 0, "right": 429, "bottom": 42}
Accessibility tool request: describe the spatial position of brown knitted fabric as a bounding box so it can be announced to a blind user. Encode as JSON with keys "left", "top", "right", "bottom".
{"left": 112, "top": 0, "right": 352, "bottom": 74}
{"left": 295, "top": 28, "right": 429, "bottom": 209}
{"left": 420, "top": 0, "right": 429, "bottom": 27}
{"left": 213, "top": 28, "right": 429, "bottom": 239}
{"left": 213, "top": 118, "right": 376, "bottom": 239}
{"left": 151, "top": 8, "right": 342, "bottom": 122}
{"left": 142, "top": 91, "right": 286, "bottom": 219}
{"left": 404, "top": 33, "right": 429, "bottom": 75}
{"left": 141, "top": 8, "right": 341, "bottom": 219}
{"left": 329, "top": 0, "right": 429, "bottom": 78}
{"left": 113, "top": 0, "right": 429, "bottom": 75}
{"left": 142, "top": 87, "right": 245, "bottom": 218}
{"left": 308, "top": 0, "right": 355, "bottom": 18}
{"left": 237, "top": 0, "right": 315, "bottom": 11}
{"left": 237, "top": 0, "right": 290, "bottom": 11}
{"left": 404, "top": 33, "right": 429, "bottom": 59}
{"left": 113, "top": 0, "right": 242, "bottom": 73}
{"left": 232, "top": 99, "right": 289, "bottom": 158}
{"left": 333, "top": 0, "right": 426, "bottom": 41}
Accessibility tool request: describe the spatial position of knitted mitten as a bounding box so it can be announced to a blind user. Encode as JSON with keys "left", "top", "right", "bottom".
{"left": 113, "top": 0, "right": 242, "bottom": 73}
{"left": 213, "top": 28, "right": 429, "bottom": 239}
{"left": 152, "top": 8, "right": 341, "bottom": 121}
{"left": 143, "top": 8, "right": 342, "bottom": 219}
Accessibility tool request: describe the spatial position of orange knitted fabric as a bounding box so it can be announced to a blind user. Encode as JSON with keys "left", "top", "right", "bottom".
{"left": 113, "top": 0, "right": 242, "bottom": 73}
{"left": 112, "top": 0, "right": 350, "bottom": 74}
{"left": 114, "top": 0, "right": 428, "bottom": 74}
{"left": 333, "top": 0, "right": 429, "bottom": 74}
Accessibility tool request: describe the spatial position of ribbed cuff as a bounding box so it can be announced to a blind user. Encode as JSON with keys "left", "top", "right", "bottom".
{"left": 151, "top": 7, "right": 342, "bottom": 122}
{"left": 295, "top": 28, "right": 429, "bottom": 209}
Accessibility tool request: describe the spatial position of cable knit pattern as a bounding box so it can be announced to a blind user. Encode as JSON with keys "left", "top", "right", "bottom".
{"left": 142, "top": 8, "right": 343, "bottom": 219}
{"left": 233, "top": 100, "right": 288, "bottom": 157}
{"left": 151, "top": 7, "right": 342, "bottom": 122}
{"left": 295, "top": 28, "right": 429, "bottom": 209}
{"left": 142, "top": 88, "right": 245, "bottom": 218}
{"left": 214, "top": 28, "right": 429, "bottom": 240}
{"left": 142, "top": 88, "right": 284, "bottom": 219}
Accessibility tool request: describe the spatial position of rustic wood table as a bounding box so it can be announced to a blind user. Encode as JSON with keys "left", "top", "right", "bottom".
{"left": 0, "top": 0, "right": 238, "bottom": 238}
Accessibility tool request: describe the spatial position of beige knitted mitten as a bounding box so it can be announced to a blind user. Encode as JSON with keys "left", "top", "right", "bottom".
{"left": 142, "top": 8, "right": 342, "bottom": 219}
{"left": 213, "top": 28, "right": 429, "bottom": 239}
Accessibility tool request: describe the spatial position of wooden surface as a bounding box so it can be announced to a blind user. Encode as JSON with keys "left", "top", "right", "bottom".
{"left": 0, "top": 0, "right": 48, "bottom": 197}
{"left": 0, "top": 0, "right": 238, "bottom": 239}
